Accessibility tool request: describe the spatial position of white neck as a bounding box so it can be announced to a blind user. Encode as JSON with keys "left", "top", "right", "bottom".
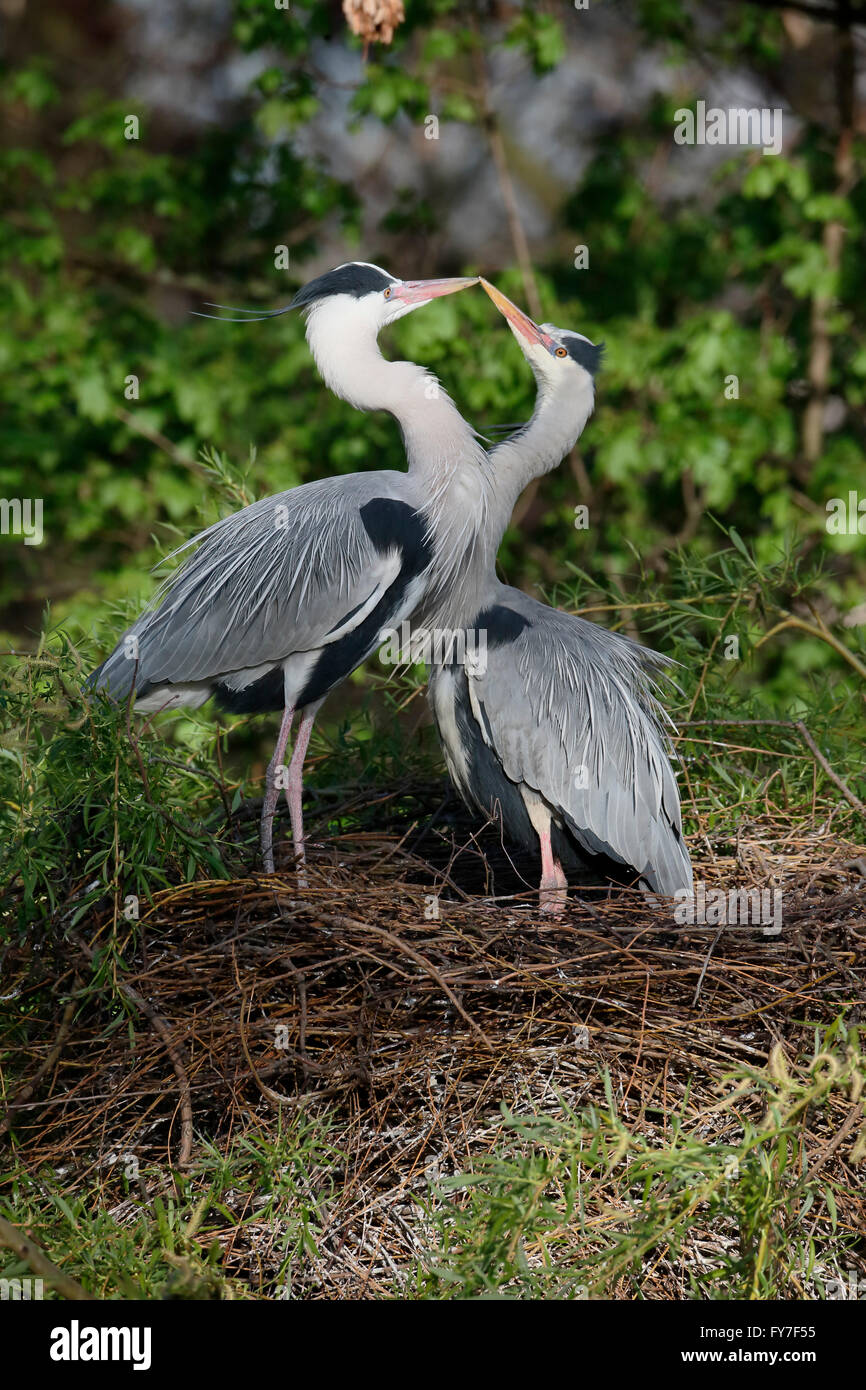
{"left": 418, "top": 371, "right": 596, "bottom": 625}
{"left": 486, "top": 373, "right": 595, "bottom": 541}
{"left": 305, "top": 301, "right": 482, "bottom": 473}
{"left": 304, "top": 300, "right": 492, "bottom": 622}
{"left": 304, "top": 300, "right": 596, "bottom": 628}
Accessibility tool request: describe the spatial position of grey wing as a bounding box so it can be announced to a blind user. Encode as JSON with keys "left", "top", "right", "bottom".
{"left": 91, "top": 471, "right": 421, "bottom": 696}
{"left": 468, "top": 597, "right": 692, "bottom": 896}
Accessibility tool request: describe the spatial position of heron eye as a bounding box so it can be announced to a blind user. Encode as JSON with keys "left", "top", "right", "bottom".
{"left": 555, "top": 346, "right": 568, "bottom": 358}
{"left": 384, "top": 287, "right": 393, "bottom": 299}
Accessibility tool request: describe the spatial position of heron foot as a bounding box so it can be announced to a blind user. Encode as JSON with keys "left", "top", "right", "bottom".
{"left": 539, "top": 857, "right": 568, "bottom": 915}
{"left": 539, "top": 881, "right": 568, "bottom": 916}
{"left": 293, "top": 841, "right": 309, "bottom": 891}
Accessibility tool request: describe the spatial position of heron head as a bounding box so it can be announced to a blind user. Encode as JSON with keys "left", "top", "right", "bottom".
{"left": 292, "top": 262, "right": 477, "bottom": 330}
{"left": 286, "top": 263, "right": 477, "bottom": 411}
{"left": 480, "top": 278, "right": 604, "bottom": 385}
{"left": 193, "top": 262, "right": 477, "bottom": 333}
{"left": 193, "top": 261, "right": 477, "bottom": 416}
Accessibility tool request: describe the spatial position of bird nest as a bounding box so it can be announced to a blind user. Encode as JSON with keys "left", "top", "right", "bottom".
{"left": 2, "top": 790, "right": 865, "bottom": 1299}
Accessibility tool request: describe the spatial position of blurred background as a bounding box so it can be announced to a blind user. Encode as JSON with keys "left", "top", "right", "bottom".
{"left": 1, "top": 0, "right": 864, "bottom": 757}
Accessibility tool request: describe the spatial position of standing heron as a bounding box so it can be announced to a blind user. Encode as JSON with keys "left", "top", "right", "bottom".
{"left": 428, "top": 280, "right": 692, "bottom": 912}
{"left": 89, "top": 262, "right": 485, "bottom": 875}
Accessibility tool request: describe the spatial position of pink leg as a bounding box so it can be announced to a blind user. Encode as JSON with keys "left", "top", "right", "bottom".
{"left": 261, "top": 703, "right": 294, "bottom": 873}
{"left": 538, "top": 828, "right": 568, "bottom": 916}
{"left": 285, "top": 697, "right": 323, "bottom": 887}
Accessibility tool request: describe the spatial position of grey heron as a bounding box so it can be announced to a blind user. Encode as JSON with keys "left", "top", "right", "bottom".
{"left": 89, "top": 262, "right": 483, "bottom": 876}
{"left": 428, "top": 280, "right": 693, "bottom": 912}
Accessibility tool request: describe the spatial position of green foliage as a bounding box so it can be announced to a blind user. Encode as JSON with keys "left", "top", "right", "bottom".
{"left": 505, "top": 11, "right": 566, "bottom": 74}
{"left": 2, "top": 0, "right": 864, "bottom": 722}
{"left": 0, "top": 1113, "right": 338, "bottom": 1299}
{"left": 419, "top": 1022, "right": 866, "bottom": 1300}
{"left": 0, "top": 636, "right": 235, "bottom": 933}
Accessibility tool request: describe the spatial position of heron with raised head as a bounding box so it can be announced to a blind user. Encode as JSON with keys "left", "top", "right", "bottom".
{"left": 428, "top": 279, "right": 692, "bottom": 912}
{"left": 89, "top": 262, "right": 484, "bottom": 876}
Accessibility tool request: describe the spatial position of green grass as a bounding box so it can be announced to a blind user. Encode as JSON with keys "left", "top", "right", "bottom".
{"left": 418, "top": 1019, "right": 866, "bottom": 1301}
{"left": 2, "top": 1024, "right": 862, "bottom": 1300}
{"left": 1, "top": 1114, "right": 338, "bottom": 1300}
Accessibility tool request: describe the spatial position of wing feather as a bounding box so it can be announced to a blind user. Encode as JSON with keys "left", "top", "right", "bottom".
{"left": 466, "top": 589, "right": 692, "bottom": 895}
{"left": 92, "top": 471, "right": 419, "bottom": 695}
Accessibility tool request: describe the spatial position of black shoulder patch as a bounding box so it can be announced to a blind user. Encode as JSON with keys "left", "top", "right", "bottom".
{"left": 291, "top": 264, "right": 395, "bottom": 310}
{"left": 475, "top": 604, "right": 530, "bottom": 649}
{"left": 562, "top": 334, "right": 605, "bottom": 376}
{"left": 359, "top": 498, "right": 433, "bottom": 575}
{"left": 293, "top": 499, "right": 433, "bottom": 710}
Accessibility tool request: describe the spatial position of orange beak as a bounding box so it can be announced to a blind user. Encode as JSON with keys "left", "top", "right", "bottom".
{"left": 398, "top": 275, "right": 479, "bottom": 305}
{"left": 480, "top": 278, "right": 555, "bottom": 349}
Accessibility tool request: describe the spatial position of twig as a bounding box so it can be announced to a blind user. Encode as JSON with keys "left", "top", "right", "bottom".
{"left": 681, "top": 717, "right": 865, "bottom": 818}
{"left": 753, "top": 615, "right": 866, "bottom": 683}
{"left": 0, "top": 984, "right": 81, "bottom": 1140}
{"left": 67, "top": 928, "right": 194, "bottom": 1168}
{"left": 794, "top": 721, "right": 866, "bottom": 817}
{"left": 301, "top": 907, "right": 496, "bottom": 1052}
{"left": 235, "top": 965, "right": 300, "bottom": 1109}
{"left": 0, "top": 1212, "right": 91, "bottom": 1301}
{"left": 807, "top": 1100, "right": 865, "bottom": 1180}
{"left": 114, "top": 406, "right": 203, "bottom": 476}
{"left": 148, "top": 753, "right": 234, "bottom": 823}
{"left": 693, "top": 928, "right": 724, "bottom": 1008}
{"left": 686, "top": 595, "right": 743, "bottom": 719}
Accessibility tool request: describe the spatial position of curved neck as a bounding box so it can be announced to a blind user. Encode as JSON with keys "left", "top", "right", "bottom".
{"left": 304, "top": 305, "right": 493, "bottom": 626}
{"left": 420, "top": 372, "right": 596, "bottom": 627}
{"left": 304, "top": 308, "right": 483, "bottom": 485}
{"left": 485, "top": 374, "right": 595, "bottom": 545}
{"left": 303, "top": 306, "right": 596, "bottom": 628}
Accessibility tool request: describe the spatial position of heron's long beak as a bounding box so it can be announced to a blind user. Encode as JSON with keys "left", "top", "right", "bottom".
{"left": 398, "top": 275, "right": 478, "bottom": 305}
{"left": 480, "top": 278, "right": 554, "bottom": 349}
